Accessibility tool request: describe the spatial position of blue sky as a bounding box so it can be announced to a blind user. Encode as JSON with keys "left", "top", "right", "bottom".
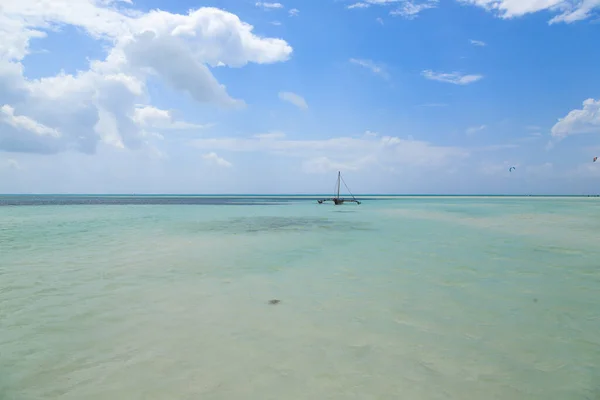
{"left": 0, "top": 0, "right": 599, "bottom": 194}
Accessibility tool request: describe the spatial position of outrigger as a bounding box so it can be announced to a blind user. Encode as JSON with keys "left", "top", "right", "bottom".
{"left": 317, "top": 171, "right": 361, "bottom": 205}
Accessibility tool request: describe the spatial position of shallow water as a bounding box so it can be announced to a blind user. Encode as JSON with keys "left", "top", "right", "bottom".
{"left": 1, "top": 196, "right": 599, "bottom": 399}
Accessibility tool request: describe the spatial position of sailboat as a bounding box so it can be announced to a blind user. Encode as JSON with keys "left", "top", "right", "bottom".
{"left": 317, "top": 171, "right": 361, "bottom": 205}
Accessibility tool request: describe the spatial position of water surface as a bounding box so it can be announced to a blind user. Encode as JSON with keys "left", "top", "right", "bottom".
{"left": 1, "top": 196, "right": 599, "bottom": 399}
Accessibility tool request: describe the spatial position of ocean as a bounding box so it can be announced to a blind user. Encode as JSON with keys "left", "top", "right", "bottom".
{"left": 1, "top": 195, "right": 599, "bottom": 399}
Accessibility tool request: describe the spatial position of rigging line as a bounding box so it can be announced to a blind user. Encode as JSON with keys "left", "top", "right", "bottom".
{"left": 340, "top": 175, "right": 357, "bottom": 201}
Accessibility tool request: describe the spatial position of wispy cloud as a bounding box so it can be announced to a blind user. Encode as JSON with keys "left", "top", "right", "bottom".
{"left": 376, "top": 17, "right": 385, "bottom": 24}
{"left": 255, "top": 2, "right": 284, "bottom": 10}
{"left": 278, "top": 91, "right": 308, "bottom": 110}
{"left": 458, "top": 0, "right": 600, "bottom": 24}
{"left": 470, "top": 39, "right": 486, "bottom": 46}
{"left": 289, "top": 8, "right": 299, "bottom": 16}
{"left": 346, "top": 0, "right": 438, "bottom": 18}
{"left": 350, "top": 58, "right": 390, "bottom": 79}
{"left": 466, "top": 124, "right": 487, "bottom": 135}
{"left": 421, "top": 70, "right": 483, "bottom": 85}
{"left": 347, "top": 2, "right": 371, "bottom": 9}
{"left": 191, "top": 133, "right": 470, "bottom": 174}
{"left": 390, "top": 0, "right": 439, "bottom": 19}
{"left": 270, "top": 21, "right": 282, "bottom": 26}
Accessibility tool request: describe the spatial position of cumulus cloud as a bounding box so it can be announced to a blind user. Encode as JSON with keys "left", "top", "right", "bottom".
{"left": 551, "top": 98, "right": 600, "bottom": 140}
{"left": 202, "top": 152, "right": 232, "bottom": 168}
{"left": 422, "top": 70, "right": 483, "bottom": 85}
{"left": 1, "top": 105, "right": 61, "bottom": 137}
{"left": 278, "top": 92, "right": 308, "bottom": 110}
{"left": 0, "top": 2, "right": 293, "bottom": 154}
{"left": 457, "top": 0, "right": 600, "bottom": 24}
{"left": 133, "top": 106, "right": 213, "bottom": 130}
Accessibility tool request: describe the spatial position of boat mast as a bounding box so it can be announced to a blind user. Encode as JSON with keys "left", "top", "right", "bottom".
{"left": 336, "top": 171, "right": 341, "bottom": 199}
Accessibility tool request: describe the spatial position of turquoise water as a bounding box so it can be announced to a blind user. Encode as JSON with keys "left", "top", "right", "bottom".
{"left": 1, "top": 196, "right": 599, "bottom": 399}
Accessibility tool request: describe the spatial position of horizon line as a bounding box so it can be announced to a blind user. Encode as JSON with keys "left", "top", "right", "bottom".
{"left": 0, "top": 193, "right": 599, "bottom": 197}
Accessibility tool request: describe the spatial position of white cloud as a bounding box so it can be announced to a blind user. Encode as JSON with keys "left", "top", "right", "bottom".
{"left": 470, "top": 39, "right": 487, "bottom": 46}
{"left": 202, "top": 152, "right": 232, "bottom": 168}
{"left": 348, "top": 3, "right": 371, "bottom": 9}
{"left": 346, "top": 0, "right": 438, "bottom": 18}
{"left": 390, "top": 0, "right": 439, "bottom": 18}
{"left": 289, "top": 8, "right": 300, "bottom": 16}
{"left": 550, "top": 0, "right": 600, "bottom": 23}
{"left": 376, "top": 17, "right": 385, "bottom": 24}
{"left": 270, "top": 21, "right": 282, "bottom": 26}
{"left": 0, "top": 3, "right": 292, "bottom": 154}
{"left": 349, "top": 58, "right": 390, "bottom": 79}
{"left": 422, "top": 70, "right": 483, "bottom": 85}
{"left": 551, "top": 98, "right": 600, "bottom": 140}
{"left": 466, "top": 124, "right": 487, "bottom": 135}
{"left": 457, "top": 0, "right": 600, "bottom": 24}
{"left": 191, "top": 133, "right": 469, "bottom": 172}
{"left": 255, "top": 2, "right": 284, "bottom": 10}
{"left": 278, "top": 91, "right": 308, "bottom": 110}
{"left": 133, "top": 106, "right": 213, "bottom": 130}
{"left": 1, "top": 104, "right": 61, "bottom": 137}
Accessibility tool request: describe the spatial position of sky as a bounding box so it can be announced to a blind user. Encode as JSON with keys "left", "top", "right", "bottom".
{"left": 0, "top": 0, "right": 599, "bottom": 194}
